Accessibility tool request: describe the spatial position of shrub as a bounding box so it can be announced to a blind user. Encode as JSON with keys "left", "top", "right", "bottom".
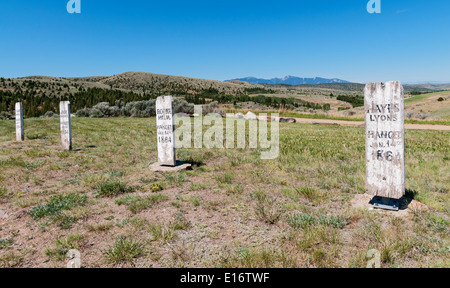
{"left": 122, "top": 100, "right": 156, "bottom": 117}
{"left": 437, "top": 97, "right": 444, "bottom": 102}
{"left": 202, "top": 101, "right": 219, "bottom": 115}
{"left": 0, "top": 111, "right": 12, "bottom": 120}
{"left": 107, "top": 106, "right": 121, "bottom": 117}
{"left": 75, "top": 108, "right": 90, "bottom": 117}
{"left": 251, "top": 190, "right": 283, "bottom": 225}
{"left": 43, "top": 111, "right": 56, "bottom": 118}
{"left": 92, "top": 102, "right": 121, "bottom": 117}
{"left": 89, "top": 108, "right": 104, "bottom": 118}
{"left": 405, "top": 111, "right": 415, "bottom": 119}
{"left": 416, "top": 113, "right": 431, "bottom": 120}
{"left": 76, "top": 103, "right": 126, "bottom": 118}
{"left": 92, "top": 102, "right": 110, "bottom": 114}
{"left": 74, "top": 97, "right": 213, "bottom": 118}
{"left": 174, "top": 98, "right": 195, "bottom": 114}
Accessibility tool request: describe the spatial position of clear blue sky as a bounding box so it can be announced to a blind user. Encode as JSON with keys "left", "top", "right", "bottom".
{"left": 1, "top": 0, "right": 449, "bottom": 83}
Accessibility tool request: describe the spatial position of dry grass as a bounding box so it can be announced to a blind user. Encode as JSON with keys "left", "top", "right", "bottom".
{"left": 0, "top": 117, "right": 448, "bottom": 268}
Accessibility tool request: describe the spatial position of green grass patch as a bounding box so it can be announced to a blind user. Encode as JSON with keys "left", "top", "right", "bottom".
{"left": 294, "top": 186, "right": 319, "bottom": 201}
{"left": 149, "top": 223, "right": 177, "bottom": 243}
{"left": 287, "top": 213, "right": 348, "bottom": 229}
{"left": 164, "top": 172, "right": 188, "bottom": 186}
{"left": 29, "top": 193, "right": 87, "bottom": 220}
{"left": 426, "top": 215, "right": 449, "bottom": 233}
{"left": 104, "top": 236, "right": 145, "bottom": 264}
{"left": 0, "top": 186, "right": 8, "bottom": 200}
{"left": 0, "top": 252, "right": 23, "bottom": 268}
{"left": 96, "top": 181, "right": 135, "bottom": 198}
{"left": 45, "top": 234, "right": 84, "bottom": 261}
{"left": 216, "top": 173, "right": 233, "bottom": 184}
{"left": 405, "top": 94, "right": 429, "bottom": 104}
{"left": 115, "top": 194, "right": 168, "bottom": 214}
{"left": 0, "top": 238, "right": 14, "bottom": 250}
{"left": 171, "top": 212, "right": 192, "bottom": 231}
{"left": 55, "top": 215, "right": 78, "bottom": 229}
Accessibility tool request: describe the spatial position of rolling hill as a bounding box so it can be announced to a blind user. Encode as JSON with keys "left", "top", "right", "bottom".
{"left": 1, "top": 72, "right": 448, "bottom": 119}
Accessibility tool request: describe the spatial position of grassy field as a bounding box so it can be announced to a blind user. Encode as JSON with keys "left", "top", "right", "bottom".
{"left": 405, "top": 91, "right": 450, "bottom": 121}
{"left": 0, "top": 117, "right": 448, "bottom": 268}
{"left": 228, "top": 109, "right": 450, "bottom": 125}
{"left": 229, "top": 90, "right": 450, "bottom": 125}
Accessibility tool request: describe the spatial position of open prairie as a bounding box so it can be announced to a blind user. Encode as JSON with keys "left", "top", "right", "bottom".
{"left": 0, "top": 117, "right": 448, "bottom": 268}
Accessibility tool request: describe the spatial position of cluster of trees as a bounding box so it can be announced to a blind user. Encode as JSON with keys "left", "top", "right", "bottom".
{"left": 0, "top": 88, "right": 155, "bottom": 118}
{"left": 1, "top": 82, "right": 331, "bottom": 119}
{"left": 243, "top": 87, "right": 276, "bottom": 94}
{"left": 0, "top": 90, "right": 60, "bottom": 118}
{"left": 336, "top": 95, "right": 364, "bottom": 108}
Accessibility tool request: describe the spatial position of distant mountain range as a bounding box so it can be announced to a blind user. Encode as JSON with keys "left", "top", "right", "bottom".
{"left": 226, "top": 76, "right": 350, "bottom": 85}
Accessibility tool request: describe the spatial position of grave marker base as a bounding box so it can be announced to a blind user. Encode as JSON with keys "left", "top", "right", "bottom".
{"left": 150, "top": 161, "right": 192, "bottom": 172}
{"left": 370, "top": 196, "right": 400, "bottom": 211}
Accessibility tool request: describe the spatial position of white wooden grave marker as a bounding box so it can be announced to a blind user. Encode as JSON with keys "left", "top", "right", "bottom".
{"left": 60, "top": 101, "right": 72, "bottom": 151}
{"left": 15, "top": 102, "right": 24, "bottom": 141}
{"left": 364, "top": 81, "right": 405, "bottom": 204}
{"left": 156, "top": 96, "right": 176, "bottom": 166}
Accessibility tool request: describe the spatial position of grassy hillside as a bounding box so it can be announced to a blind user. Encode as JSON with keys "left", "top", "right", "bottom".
{"left": 0, "top": 117, "right": 448, "bottom": 268}
{"left": 98, "top": 72, "right": 250, "bottom": 95}
{"left": 262, "top": 82, "right": 438, "bottom": 94}
{"left": 1, "top": 73, "right": 448, "bottom": 122}
{"left": 405, "top": 91, "right": 450, "bottom": 120}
